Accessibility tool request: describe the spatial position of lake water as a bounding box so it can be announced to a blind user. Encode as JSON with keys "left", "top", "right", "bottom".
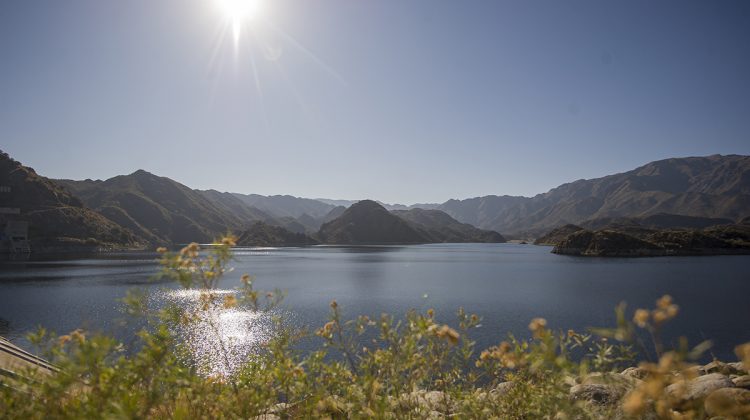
{"left": 1, "top": 243, "right": 749, "bottom": 373}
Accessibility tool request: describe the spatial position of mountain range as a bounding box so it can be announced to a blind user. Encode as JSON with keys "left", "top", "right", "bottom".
{"left": 435, "top": 154, "right": 750, "bottom": 237}
{"left": 2, "top": 150, "right": 749, "bottom": 249}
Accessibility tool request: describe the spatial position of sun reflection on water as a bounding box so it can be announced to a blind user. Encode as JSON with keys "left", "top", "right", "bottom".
{"left": 154, "top": 288, "right": 280, "bottom": 377}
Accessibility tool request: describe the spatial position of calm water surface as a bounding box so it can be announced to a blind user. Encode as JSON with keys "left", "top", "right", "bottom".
{"left": 1, "top": 244, "right": 749, "bottom": 371}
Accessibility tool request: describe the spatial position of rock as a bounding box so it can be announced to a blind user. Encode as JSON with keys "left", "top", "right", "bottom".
{"left": 475, "top": 381, "right": 514, "bottom": 404}
{"left": 404, "top": 390, "right": 452, "bottom": 412}
{"left": 582, "top": 372, "right": 641, "bottom": 389}
{"left": 494, "top": 381, "right": 515, "bottom": 395}
{"left": 704, "top": 388, "right": 750, "bottom": 418}
{"left": 666, "top": 373, "right": 735, "bottom": 407}
{"left": 269, "top": 403, "right": 290, "bottom": 414}
{"left": 569, "top": 383, "right": 625, "bottom": 406}
{"left": 733, "top": 375, "right": 750, "bottom": 389}
{"left": 727, "top": 362, "right": 749, "bottom": 375}
{"left": 702, "top": 360, "right": 747, "bottom": 376}
{"left": 427, "top": 410, "right": 444, "bottom": 419}
{"left": 621, "top": 366, "right": 649, "bottom": 380}
{"left": 562, "top": 375, "right": 577, "bottom": 388}
{"left": 683, "top": 364, "right": 703, "bottom": 377}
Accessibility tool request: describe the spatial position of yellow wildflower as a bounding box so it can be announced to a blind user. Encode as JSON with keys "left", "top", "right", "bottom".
{"left": 634, "top": 309, "right": 650, "bottom": 328}
{"left": 220, "top": 235, "right": 237, "bottom": 246}
{"left": 223, "top": 295, "right": 237, "bottom": 309}
{"left": 735, "top": 342, "right": 750, "bottom": 370}
{"left": 435, "top": 325, "right": 460, "bottom": 345}
{"left": 529, "top": 317, "right": 547, "bottom": 338}
{"left": 656, "top": 294, "right": 672, "bottom": 309}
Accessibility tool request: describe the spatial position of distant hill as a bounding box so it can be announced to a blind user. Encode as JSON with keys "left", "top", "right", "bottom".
{"left": 578, "top": 213, "right": 735, "bottom": 231}
{"left": 317, "top": 200, "right": 429, "bottom": 244}
{"left": 232, "top": 193, "right": 335, "bottom": 219}
{"left": 536, "top": 213, "right": 737, "bottom": 246}
{"left": 237, "top": 222, "right": 318, "bottom": 247}
{"left": 295, "top": 213, "right": 321, "bottom": 232}
{"left": 552, "top": 224, "right": 750, "bottom": 257}
{"left": 57, "top": 171, "right": 261, "bottom": 244}
{"left": 315, "top": 198, "right": 441, "bottom": 211}
{"left": 0, "top": 151, "right": 142, "bottom": 249}
{"left": 317, "top": 201, "right": 505, "bottom": 245}
{"left": 321, "top": 206, "right": 347, "bottom": 224}
{"left": 533, "top": 224, "right": 584, "bottom": 246}
{"left": 391, "top": 208, "right": 505, "bottom": 243}
{"left": 314, "top": 198, "right": 358, "bottom": 208}
{"left": 196, "top": 190, "right": 277, "bottom": 225}
{"left": 438, "top": 155, "right": 750, "bottom": 237}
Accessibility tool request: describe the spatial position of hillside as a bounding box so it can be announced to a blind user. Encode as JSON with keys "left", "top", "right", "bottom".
{"left": 533, "top": 224, "right": 584, "bottom": 246}
{"left": 0, "top": 151, "right": 142, "bottom": 249}
{"left": 438, "top": 155, "right": 750, "bottom": 236}
{"left": 232, "top": 193, "right": 335, "bottom": 219}
{"left": 317, "top": 200, "right": 429, "bottom": 244}
{"left": 57, "top": 171, "right": 261, "bottom": 244}
{"left": 196, "top": 190, "right": 277, "bottom": 225}
{"left": 237, "top": 222, "right": 318, "bottom": 247}
{"left": 552, "top": 224, "right": 750, "bottom": 257}
{"left": 391, "top": 208, "right": 506, "bottom": 243}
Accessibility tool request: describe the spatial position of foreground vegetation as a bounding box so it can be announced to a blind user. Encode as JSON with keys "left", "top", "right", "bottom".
{"left": 1, "top": 238, "right": 748, "bottom": 419}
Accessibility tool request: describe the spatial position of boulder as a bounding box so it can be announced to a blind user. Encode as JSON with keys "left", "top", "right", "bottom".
{"left": 704, "top": 388, "right": 750, "bottom": 418}
{"left": 621, "top": 366, "right": 649, "bottom": 380}
{"left": 582, "top": 372, "right": 641, "bottom": 389}
{"left": 475, "top": 381, "right": 515, "bottom": 405}
{"left": 401, "top": 390, "right": 453, "bottom": 413}
{"left": 702, "top": 360, "right": 747, "bottom": 376}
{"left": 494, "top": 381, "right": 515, "bottom": 395}
{"left": 727, "top": 362, "right": 748, "bottom": 375}
{"left": 666, "top": 373, "right": 735, "bottom": 407}
{"left": 733, "top": 375, "right": 750, "bottom": 390}
{"left": 570, "top": 383, "right": 625, "bottom": 406}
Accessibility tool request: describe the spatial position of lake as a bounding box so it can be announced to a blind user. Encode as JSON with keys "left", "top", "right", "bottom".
{"left": 1, "top": 243, "right": 749, "bottom": 374}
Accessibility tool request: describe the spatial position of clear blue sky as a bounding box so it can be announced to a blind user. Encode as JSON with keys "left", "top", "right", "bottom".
{"left": 2, "top": 1, "right": 749, "bottom": 204}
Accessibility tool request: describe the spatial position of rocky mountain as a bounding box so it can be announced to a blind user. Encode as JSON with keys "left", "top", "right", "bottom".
{"left": 317, "top": 200, "right": 429, "bottom": 244}
{"left": 391, "top": 208, "right": 505, "bottom": 243}
{"left": 237, "top": 222, "right": 318, "bottom": 247}
{"left": 315, "top": 198, "right": 440, "bottom": 211}
{"left": 196, "top": 190, "right": 277, "bottom": 225}
{"left": 314, "top": 198, "right": 358, "bottom": 208}
{"left": 321, "top": 206, "right": 347, "bottom": 224}
{"left": 578, "top": 213, "right": 735, "bottom": 231}
{"left": 536, "top": 213, "right": 738, "bottom": 246}
{"left": 57, "top": 171, "right": 263, "bottom": 244}
{"left": 438, "top": 155, "right": 750, "bottom": 237}
{"left": 232, "top": 193, "right": 335, "bottom": 219}
{"left": 0, "top": 151, "right": 143, "bottom": 249}
{"left": 317, "top": 201, "right": 506, "bottom": 245}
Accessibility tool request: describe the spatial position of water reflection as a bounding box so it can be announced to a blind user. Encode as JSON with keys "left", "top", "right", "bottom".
{"left": 154, "top": 288, "right": 278, "bottom": 377}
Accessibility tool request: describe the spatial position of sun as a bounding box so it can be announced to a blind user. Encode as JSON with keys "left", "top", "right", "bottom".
{"left": 215, "top": 0, "right": 263, "bottom": 44}
{"left": 217, "top": 0, "right": 262, "bottom": 21}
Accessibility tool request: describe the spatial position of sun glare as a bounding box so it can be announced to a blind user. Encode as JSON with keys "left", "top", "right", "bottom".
{"left": 215, "top": 0, "right": 263, "bottom": 45}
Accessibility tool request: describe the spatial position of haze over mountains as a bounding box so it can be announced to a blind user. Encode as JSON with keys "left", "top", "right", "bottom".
{"left": 2, "top": 149, "right": 749, "bottom": 248}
